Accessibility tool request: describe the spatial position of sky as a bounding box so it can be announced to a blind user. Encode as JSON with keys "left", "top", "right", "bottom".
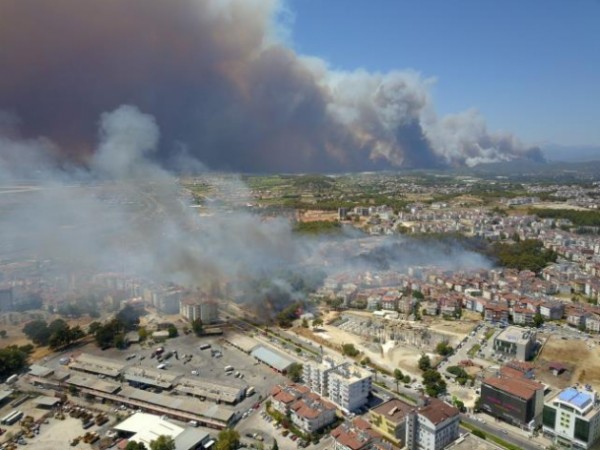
{"left": 287, "top": 0, "right": 600, "bottom": 147}
{"left": 0, "top": 0, "right": 596, "bottom": 172}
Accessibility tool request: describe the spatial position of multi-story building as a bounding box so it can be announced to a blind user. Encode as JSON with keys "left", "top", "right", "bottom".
{"left": 303, "top": 359, "right": 372, "bottom": 412}
{"left": 327, "top": 364, "right": 372, "bottom": 413}
{"left": 493, "top": 326, "right": 537, "bottom": 361}
{"left": 331, "top": 418, "right": 377, "bottom": 450}
{"left": 480, "top": 375, "right": 544, "bottom": 427}
{"left": 369, "top": 399, "right": 413, "bottom": 446}
{"left": 179, "top": 297, "right": 219, "bottom": 324}
{"left": 271, "top": 384, "right": 310, "bottom": 414}
{"left": 543, "top": 387, "right": 600, "bottom": 449}
{"left": 289, "top": 393, "right": 337, "bottom": 434}
{"left": 405, "top": 398, "right": 460, "bottom": 450}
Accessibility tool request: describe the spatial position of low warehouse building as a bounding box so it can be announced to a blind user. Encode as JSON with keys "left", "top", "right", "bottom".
{"left": 251, "top": 345, "right": 295, "bottom": 373}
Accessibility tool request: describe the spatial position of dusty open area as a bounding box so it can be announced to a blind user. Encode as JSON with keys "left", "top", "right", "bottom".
{"left": 537, "top": 335, "right": 600, "bottom": 389}
{"left": 24, "top": 417, "right": 92, "bottom": 450}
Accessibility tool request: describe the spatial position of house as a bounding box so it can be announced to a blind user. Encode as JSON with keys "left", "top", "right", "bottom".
{"left": 289, "top": 393, "right": 337, "bottom": 434}
{"left": 369, "top": 399, "right": 413, "bottom": 446}
{"left": 331, "top": 418, "right": 377, "bottom": 450}
{"left": 271, "top": 384, "right": 310, "bottom": 414}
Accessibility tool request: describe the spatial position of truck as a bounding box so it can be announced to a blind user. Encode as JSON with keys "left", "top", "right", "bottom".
{"left": 157, "top": 364, "right": 167, "bottom": 370}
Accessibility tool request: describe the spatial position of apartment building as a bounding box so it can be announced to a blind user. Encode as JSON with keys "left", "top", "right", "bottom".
{"left": 369, "top": 399, "right": 413, "bottom": 446}
{"left": 405, "top": 398, "right": 460, "bottom": 450}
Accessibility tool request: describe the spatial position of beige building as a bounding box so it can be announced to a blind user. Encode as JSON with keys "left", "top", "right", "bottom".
{"left": 369, "top": 399, "right": 413, "bottom": 445}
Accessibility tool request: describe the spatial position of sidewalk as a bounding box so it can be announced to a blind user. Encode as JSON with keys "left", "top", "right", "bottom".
{"left": 471, "top": 412, "right": 551, "bottom": 449}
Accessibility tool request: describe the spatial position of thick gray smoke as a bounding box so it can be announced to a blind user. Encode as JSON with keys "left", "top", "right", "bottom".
{"left": 0, "top": 0, "right": 543, "bottom": 172}
{"left": 0, "top": 105, "right": 495, "bottom": 317}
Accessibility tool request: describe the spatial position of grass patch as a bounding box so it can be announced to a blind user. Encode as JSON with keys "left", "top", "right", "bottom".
{"left": 484, "top": 329, "right": 495, "bottom": 341}
{"left": 467, "top": 344, "right": 481, "bottom": 358}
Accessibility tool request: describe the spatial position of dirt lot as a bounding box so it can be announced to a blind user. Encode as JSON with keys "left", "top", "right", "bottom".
{"left": 24, "top": 416, "right": 93, "bottom": 449}
{"left": 425, "top": 316, "right": 478, "bottom": 339}
{"left": 537, "top": 335, "right": 600, "bottom": 389}
{"left": 296, "top": 210, "right": 338, "bottom": 222}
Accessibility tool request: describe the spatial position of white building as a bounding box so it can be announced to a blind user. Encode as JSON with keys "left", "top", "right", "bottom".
{"left": 405, "top": 398, "right": 460, "bottom": 450}
{"left": 493, "top": 326, "right": 537, "bottom": 361}
{"left": 179, "top": 298, "right": 219, "bottom": 324}
{"left": 289, "top": 393, "right": 337, "bottom": 434}
{"left": 303, "top": 359, "right": 372, "bottom": 412}
{"left": 543, "top": 387, "right": 600, "bottom": 449}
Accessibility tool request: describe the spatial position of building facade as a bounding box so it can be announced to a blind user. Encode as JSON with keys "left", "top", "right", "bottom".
{"left": 369, "top": 399, "right": 413, "bottom": 446}
{"left": 480, "top": 376, "right": 544, "bottom": 427}
{"left": 405, "top": 398, "right": 460, "bottom": 450}
{"left": 543, "top": 387, "right": 600, "bottom": 449}
{"left": 493, "top": 326, "right": 537, "bottom": 361}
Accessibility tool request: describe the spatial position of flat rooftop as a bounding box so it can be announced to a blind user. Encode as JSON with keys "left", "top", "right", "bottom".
{"left": 251, "top": 346, "right": 295, "bottom": 372}
{"left": 225, "top": 332, "right": 259, "bottom": 353}
{"left": 556, "top": 387, "right": 594, "bottom": 411}
{"left": 120, "top": 387, "right": 236, "bottom": 424}
{"left": 495, "top": 326, "right": 534, "bottom": 345}
{"left": 69, "top": 353, "right": 125, "bottom": 378}
{"left": 114, "top": 412, "right": 183, "bottom": 447}
{"left": 175, "top": 377, "right": 245, "bottom": 404}
{"left": 123, "top": 367, "right": 180, "bottom": 389}
{"left": 66, "top": 374, "right": 121, "bottom": 394}
{"left": 483, "top": 376, "right": 543, "bottom": 401}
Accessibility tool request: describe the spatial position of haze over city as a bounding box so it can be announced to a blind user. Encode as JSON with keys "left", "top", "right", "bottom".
{"left": 0, "top": 2, "right": 599, "bottom": 450}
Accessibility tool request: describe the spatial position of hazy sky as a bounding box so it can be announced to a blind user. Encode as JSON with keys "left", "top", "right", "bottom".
{"left": 288, "top": 0, "right": 600, "bottom": 147}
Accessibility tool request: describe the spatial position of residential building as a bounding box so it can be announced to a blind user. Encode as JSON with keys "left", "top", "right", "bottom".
{"left": 289, "top": 393, "right": 337, "bottom": 434}
{"left": 369, "top": 399, "right": 413, "bottom": 446}
{"left": 331, "top": 418, "right": 377, "bottom": 450}
{"left": 543, "top": 387, "right": 600, "bottom": 449}
{"left": 303, "top": 359, "right": 372, "bottom": 412}
{"left": 493, "top": 326, "right": 537, "bottom": 361}
{"left": 405, "top": 398, "right": 460, "bottom": 450}
{"left": 179, "top": 297, "right": 218, "bottom": 324}
{"left": 271, "top": 384, "right": 311, "bottom": 414}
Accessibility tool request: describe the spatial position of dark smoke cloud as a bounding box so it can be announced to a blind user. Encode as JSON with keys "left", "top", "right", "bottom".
{"left": 0, "top": 0, "right": 543, "bottom": 172}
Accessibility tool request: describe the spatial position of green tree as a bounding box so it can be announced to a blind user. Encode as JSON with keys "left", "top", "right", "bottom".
{"left": 301, "top": 318, "right": 309, "bottom": 328}
{"left": 167, "top": 325, "right": 178, "bottom": 338}
{"left": 533, "top": 313, "right": 544, "bottom": 328}
{"left": 342, "top": 343, "right": 359, "bottom": 357}
{"left": 435, "top": 341, "right": 454, "bottom": 357}
{"left": 149, "top": 435, "right": 175, "bottom": 450}
{"left": 88, "top": 321, "right": 102, "bottom": 335}
{"left": 403, "top": 374, "right": 411, "bottom": 384}
{"left": 192, "top": 318, "right": 203, "bottom": 336}
{"left": 393, "top": 368, "right": 404, "bottom": 392}
{"left": 422, "top": 369, "right": 446, "bottom": 397}
{"left": 0, "top": 345, "right": 29, "bottom": 378}
{"left": 272, "top": 440, "right": 278, "bottom": 450}
{"left": 312, "top": 317, "right": 323, "bottom": 328}
{"left": 138, "top": 327, "right": 149, "bottom": 341}
{"left": 418, "top": 354, "right": 431, "bottom": 372}
{"left": 287, "top": 363, "right": 303, "bottom": 382}
{"left": 215, "top": 429, "right": 240, "bottom": 450}
{"left": 22, "top": 319, "right": 51, "bottom": 346}
{"left": 126, "top": 441, "right": 148, "bottom": 450}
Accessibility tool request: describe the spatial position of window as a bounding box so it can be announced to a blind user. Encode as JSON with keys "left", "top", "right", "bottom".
{"left": 543, "top": 406, "right": 557, "bottom": 429}
{"left": 574, "top": 418, "right": 590, "bottom": 443}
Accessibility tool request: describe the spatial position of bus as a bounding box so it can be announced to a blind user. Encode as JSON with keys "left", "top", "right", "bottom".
{"left": 1, "top": 410, "right": 23, "bottom": 425}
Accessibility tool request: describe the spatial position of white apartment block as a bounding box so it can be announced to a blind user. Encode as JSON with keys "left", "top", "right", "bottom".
{"left": 405, "top": 398, "right": 460, "bottom": 450}
{"left": 303, "top": 359, "right": 372, "bottom": 412}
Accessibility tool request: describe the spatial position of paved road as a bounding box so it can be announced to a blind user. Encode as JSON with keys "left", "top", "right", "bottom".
{"left": 461, "top": 415, "right": 543, "bottom": 450}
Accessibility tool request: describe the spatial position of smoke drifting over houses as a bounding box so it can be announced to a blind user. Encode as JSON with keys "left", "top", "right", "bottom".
{"left": 0, "top": 105, "right": 490, "bottom": 308}
{"left": 0, "top": 0, "right": 543, "bottom": 172}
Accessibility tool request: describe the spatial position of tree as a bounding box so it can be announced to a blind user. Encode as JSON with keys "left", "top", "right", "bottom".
{"left": 138, "top": 327, "right": 149, "bottom": 341}
{"left": 312, "top": 317, "right": 323, "bottom": 328}
{"left": 287, "top": 363, "right": 303, "bottom": 382}
{"left": 342, "top": 343, "right": 359, "bottom": 357}
{"left": 22, "top": 320, "right": 51, "bottom": 346}
{"left": 0, "top": 330, "right": 7, "bottom": 339}
{"left": 116, "top": 305, "right": 142, "bottom": 331}
{"left": 533, "top": 313, "right": 544, "bottom": 328}
{"left": 301, "top": 318, "right": 309, "bottom": 328}
{"left": 422, "top": 369, "right": 446, "bottom": 397}
{"left": 435, "top": 341, "right": 454, "bottom": 357}
{"left": 403, "top": 374, "right": 411, "bottom": 384}
{"left": 412, "top": 290, "right": 424, "bottom": 300}
{"left": 149, "top": 435, "right": 175, "bottom": 450}
{"left": 191, "top": 318, "right": 203, "bottom": 336}
{"left": 272, "top": 440, "right": 278, "bottom": 450}
{"left": 215, "top": 429, "right": 240, "bottom": 450}
{"left": 418, "top": 354, "right": 431, "bottom": 372}
{"left": 126, "top": 442, "right": 148, "bottom": 450}
{"left": 88, "top": 321, "right": 102, "bottom": 335}
{"left": 393, "top": 368, "right": 404, "bottom": 392}
{"left": 0, "top": 345, "right": 29, "bottom": 378}
{"left": 167, "top": 325, "right": 178, "bottom": 338}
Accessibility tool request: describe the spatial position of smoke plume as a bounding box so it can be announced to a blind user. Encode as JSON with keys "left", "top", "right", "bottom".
{"left": 0, "top": 0, "right": 543, "bottom": 172}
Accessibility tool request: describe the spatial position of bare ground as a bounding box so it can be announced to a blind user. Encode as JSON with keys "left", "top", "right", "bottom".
{"left": 537, "top": 336, "right": 600, "bottom": 389}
